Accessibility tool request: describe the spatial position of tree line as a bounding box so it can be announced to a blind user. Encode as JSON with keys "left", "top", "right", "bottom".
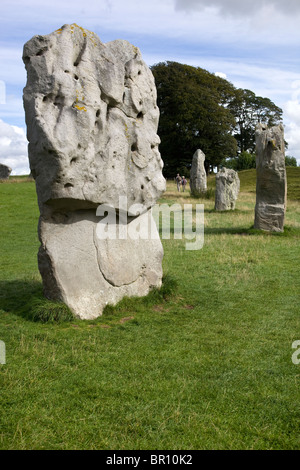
{"left": 151, "top": 61, "right": 288, "bottom": 176}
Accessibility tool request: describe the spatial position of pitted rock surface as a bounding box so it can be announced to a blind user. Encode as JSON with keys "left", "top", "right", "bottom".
{"left": 23, "top": 24, "right": 165, "bottom": 319}
{"left": 215, "top": 167, "right": 240, "bottom": 211}
{"left": 254, "top": 123, "right": 286, "bottom": 232}
{"left": 190, "top": 149, "right": 207, "bottom": 196}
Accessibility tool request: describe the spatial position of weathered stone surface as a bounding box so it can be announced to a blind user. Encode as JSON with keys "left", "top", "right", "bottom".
{"left": 0, "top": 163, "right": 12, "bottom": 180}
{"left": 215, "top": 167, "right": 240, "bottom": 211}
{"left": 190, "top": 149, "right": 207, "bottom": 196}
{"left": 23, "top": 24, "right": 165, "bottom": 319}
{"left": 254, "top": 124, "right": 286, "bottom": 232}
{"left": 23, "top": 24, "right": 165, "bottom": 212}
{"left": 37, "top": 209, "right": 163, "bottom": 319}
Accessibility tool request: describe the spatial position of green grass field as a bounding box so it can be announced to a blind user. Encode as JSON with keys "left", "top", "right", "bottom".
{"left": 0, "top": 168, "right": 300, "bottom": 450}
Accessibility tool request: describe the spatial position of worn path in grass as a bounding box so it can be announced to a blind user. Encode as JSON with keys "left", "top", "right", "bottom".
{"left": 0, "top": 170, "right": 299, "bottom": 449}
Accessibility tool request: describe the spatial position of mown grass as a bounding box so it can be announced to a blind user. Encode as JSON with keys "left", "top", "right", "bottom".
{"left": 236, "top": 167, "right": 300, "bottom": 201}
{"left": 0, "top": 170, "right": 299, "bottom": 450}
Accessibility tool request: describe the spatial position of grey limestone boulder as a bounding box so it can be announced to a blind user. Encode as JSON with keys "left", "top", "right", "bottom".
{"left": 254, "top": 123, "right": 286, "bottom": 232}
{"left": 23, "top": 24, "right": 166, "bottom": 319}
{"left": 190, "top": 149, "right": 207, "bottom": 196}
{"left": 215, "top": 167, "right": 240, "bottom": 211}
{"left": 0, "top": 163, "right": 12, "bottom": 180}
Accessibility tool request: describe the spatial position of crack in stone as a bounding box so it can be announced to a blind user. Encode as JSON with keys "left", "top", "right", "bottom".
{"left": 92, "top": 222, "right": 142, "bottom": 288}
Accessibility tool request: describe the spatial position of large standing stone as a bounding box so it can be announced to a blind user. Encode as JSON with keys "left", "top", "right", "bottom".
{"left": 0, "top": 164, "right": 12, "bottom": 180}
{"left": 215, "top": 167, "right": 240, "bottom": 211}
{"left": 254, "top": 123, "right": 286, "bottom": 232}
{"left": 23, "top": 24, "right": 166, "bottom": 319}
{"left": 190, "top": 149, "right": 207, "bottom": 196}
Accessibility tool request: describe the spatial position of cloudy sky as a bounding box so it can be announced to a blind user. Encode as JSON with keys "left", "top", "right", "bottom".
{"left": 1, "top": 0, "right": 300, "bottom": 174}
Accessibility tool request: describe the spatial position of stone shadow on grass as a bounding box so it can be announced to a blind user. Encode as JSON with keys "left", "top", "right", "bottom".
{"left": 204, "top": 225, "right": 300, "bottom": 237}
{"left": 0, "top": 274, "right": 179, "bottom": 323}
{"left": 0, "top": 279, "right": 73, "bottom": 322}
{"left": 204, "top": 226, "right": 252, "bottom": 236}
{"left": 0, "top": 279, "right": 42, "bottom": 313}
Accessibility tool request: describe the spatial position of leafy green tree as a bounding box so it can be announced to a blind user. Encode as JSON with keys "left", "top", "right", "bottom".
{"left": 151, "top": 61, "right": 237, "bottom": 176}
{"left": 228, "top": 88, "right": 283, "bottom": 153}
{"left": 221, "top": 151, "right": 256, "bottom": 171}
{"left": 285, "top": 156, "right": 298, "bottom": 167}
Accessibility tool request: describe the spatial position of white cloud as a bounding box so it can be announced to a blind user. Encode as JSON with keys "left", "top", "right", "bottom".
{"left": 2, "top": 0, "right": 300, "bottom": 51}
{"left": 215, "top": 72, "right": 227, "bottom": 80}
{"left": 174, "top": 0, "right": 300, "bottom": 16}
{"left": 0, "top": 95, "right": 25, "bottom": 124}
{"left": 172, "top": 0, "right": 300, "bottom": 46}
{"left": 284, "top": 123, "right": 300, "bottom": 161}
{"left": 1, "top": 0, "right": 300, "bottom": 170}
{"left": 0, "top": 47, "right": 26, "bottom": 87}
{"left": 284, "top": 81, "right": 300, "bottom": 126}
{"left": 0, "top": 119, "right": 29, "bottom": 175}
{"left": 283, "top": 81, "right": 300, "bottom": 164}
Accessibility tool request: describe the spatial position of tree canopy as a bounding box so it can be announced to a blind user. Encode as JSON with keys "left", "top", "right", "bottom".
{"left": 151, "top": 61, "right": 283, "bottom": 177}
{"left": 151, "top": 61, "right": 237, "bottom": 176}
{"left": 285, "top": 156, "right": 298, "bottom": 167}
{"left": 227, "top": 88, "right": 283, "bottom": 153}
{"left": 221, "top": 151, "right": 256, "bottom": 171}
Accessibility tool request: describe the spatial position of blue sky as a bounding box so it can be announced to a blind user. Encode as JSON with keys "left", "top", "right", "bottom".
{"left": 1, "top": 0, "right": 300, "bottom": 173}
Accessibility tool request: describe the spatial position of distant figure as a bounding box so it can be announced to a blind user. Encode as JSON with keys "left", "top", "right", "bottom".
{"left": 181, "top": 176, "right": 187, "bottom": 192}
{"left": 175, "top": 173, "right": 182, "bottom": 192}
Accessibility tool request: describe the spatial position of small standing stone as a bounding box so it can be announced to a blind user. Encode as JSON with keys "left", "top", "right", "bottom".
{"left": 215, "top": 167, "right": 240, "bottom": 211}
{"left": 254, "top": 123, "right": 286, "bottom": 232}
{"left": 0, "top": 163, "right": 12, "bottom": 180}
{"left": 190, "top": 149, "right": 207, "bottom": 196}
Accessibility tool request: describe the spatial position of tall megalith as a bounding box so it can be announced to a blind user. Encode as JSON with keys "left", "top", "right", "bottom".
{"left": 23, "top": 24, "right": 166, "bottom": 319}
{"left": 190, "top": 149, "right": 207, "bottom": 196}
{"left": 254, "top": 123, "right": 286, "bottom": 232}
{"left": 215, "top": 167, "right": 240, "bottom": 211}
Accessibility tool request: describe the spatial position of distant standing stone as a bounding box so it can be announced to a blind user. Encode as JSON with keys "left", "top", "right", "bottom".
{"left": 0, "top": 163, "right": 12, "bottom": 180}
{"left": 254, "top": 123, "right": 286, "bottom": 232}
{"left": 215, "top": 167, "right": 240, "bottom": 211}
{"left": 190, "top": 149, "right": 207, "bottom": 196}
